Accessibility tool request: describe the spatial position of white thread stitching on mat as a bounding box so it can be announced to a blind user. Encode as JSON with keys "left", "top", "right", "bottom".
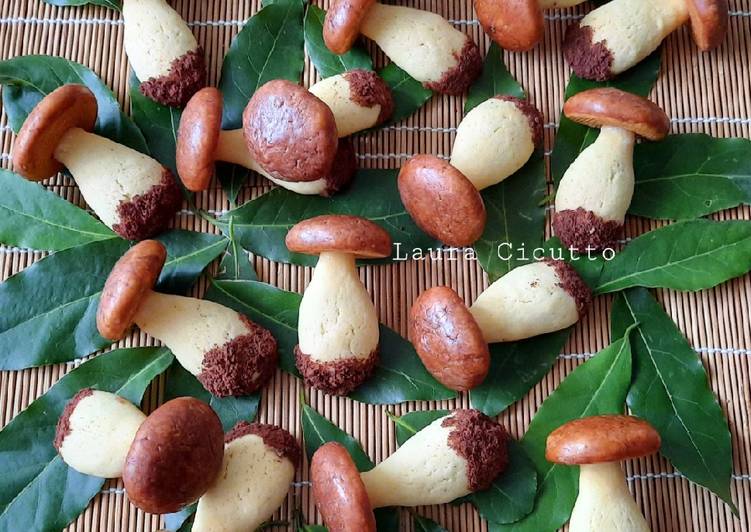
{"left": 2, "top": 11, "right": 750, "bottom": 27}
{"left": 96, "top": 473, "right": 751, "bottom": 495}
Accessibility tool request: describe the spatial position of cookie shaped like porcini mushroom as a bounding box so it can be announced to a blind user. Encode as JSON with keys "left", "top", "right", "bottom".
{"left": 564, "top": 0, "right": 728, "bottom": 81}
{"left": 399, "top": 96, "right": 542, "bottom": 247}
{"left": 192, "top": 422, "right": 300, "bottom": 532}
{"left": 323, "top": 0, "right": 482, "bottom": 94}
{"left": 54, "top": 389, "right": 146, "bottom": 478}
{"left": 123, "top": 398, "right": 224, "bottom": 514}
{"left": 312, "top": 410, "right": 508, "bottom": 531}
{"left": 286, "top": 215, "right": 392, "bottom": 395}
{"left": 177, "top": 72, "right": 392, "bottom": 195}
{"left": 55, "top": 393, "right": 224, "bottom": 515}
{"left": 553, "top": 88, "right": 670, "bottom": 251}
{"left": 470, "top": 259, "right": 591, "bottom": 343}
{"left": 123, "top": 0, "right": 206, "bottom": 106}
{"left": 475, "top": 0, "right": 587, "bottom": 52}
{"left": 12, "top": 85, "right": 182, "bottom": 241}
{"left": 96, "top": 240, "right": 278, "bottom": 397}
{"left": 546, "top": 415, "right": 661, "bottom": 531}
{"left": 450, "top": 96, "right": 544, "bottom": 191}
{"left": 410, "top": 287, "right": 490, "bottom": 391}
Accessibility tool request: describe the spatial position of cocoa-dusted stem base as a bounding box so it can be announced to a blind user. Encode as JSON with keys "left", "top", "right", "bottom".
{"left": 140, "top": 48, "right": 207, "bottom": 107}
{"left": 553, "top": 207, "right": 622, "bottom": 252}
{"left": 198, "top": 317, "right": 278, "bottom": 397}
{"left": 113, "top": 169, "right": 183, "bottom": 241}
{"left": 295, "top": 345, "right": 379, "bottom": 396}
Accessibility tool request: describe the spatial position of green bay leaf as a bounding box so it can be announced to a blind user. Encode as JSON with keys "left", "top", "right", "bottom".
{"left": 0, "top": 230, "right": 226, "bottom": 370}
{"left": 219, "top": 0, "right": 305, "bottom": 129}
{"left": 470, "top": 328, "right": 571, "bottom": 417}
{"left": 612, "top": 288, "right": 735, "bottom": 511}
{"left": 217, "top": 169, "right": 438, "bottom": 267}
{"left": 304, "top": 5, "right": 372, "bottom": 78}
{"left": 550, "top": 51, "right": 661, "bottom": 186}
{"left": 129, "top": 74, "right": 182, "bottom": 176}
{"left": 0, "top": 169, "right": 116, "bottom": 251}
{"left": 0, "top": 347, "right": 173, "bottom": 530}
{"left": 413, "top": 514, "right": 449, "bottom": 532}
{"left": 44, "top": 0, "right": 120, "bottom": 9}
{"left": 493, "top": 331, "right": 633, "bottom": 532}
{"left": 379, "top": 63, "right": 433, "bottom": 125}
{"left": 0, "top": 55, "right": 147, "bottom": 153}
{"left": 631, "top": 134, "right": 751, "bottom": 220}
{"left": 465, "top": 43, "right": 525, "bottom": 114}
{"left": 475, "top": 154, "right": 546, "bottom": 281}
{"left": 595, "top": 219, "right": 751, "bottom": 293}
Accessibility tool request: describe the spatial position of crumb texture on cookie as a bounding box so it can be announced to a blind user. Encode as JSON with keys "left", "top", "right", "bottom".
{"left": 295, "top": 346, "right": 379, "bottom": 395}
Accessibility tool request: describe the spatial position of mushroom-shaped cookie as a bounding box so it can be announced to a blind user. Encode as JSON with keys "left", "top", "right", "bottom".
{"left": 54, "top": 393, "right": 224, "bottom": 515}
{"left": 54, "top": 389, "right": 146, "bottom": 478}
{"left": 450, "top": 95, "right": 544, "bottom": 191}
{"left": 546, "top": 415, "right": 661, "bottom": 531}
{"left": 564, "top": 0, "right": 728, "bottom": 81}
{"left": 12, "top": 85, "right": 182, "bottom": 241}
{"left": 470, "top": 259, "right": 591, "bottom": 343}
{"left": 285, "top": 215, "right": 392, "bottom": 395}
{"left": 122, "top": 0, "right": 206, "bottom": 106}
{"left": 476, "top": 0, "right": 587, "bottom": 51}
{"left": 553, "top": 88, "right": 670, "bottom": 250}
{"left": 123, "top": 397, "right": 224, "bottom": 514}
{"left": 323, "top": 0, "right": 482, "bottom": 94}
{"left": 192, "top": 422, "right": 300, "bottom": 532}
{"left": 96, "top": 240, "right": 278, "bottom": 397}
{"left": 177, "top": 73, "right": 390, "bottom": 195}
{"left": 410, "top": 286, "right": 490, "bottom": 391}
{"left": 399, "top": 96, "right": 543, "bottom": 246}
{"left": 312, "top": 410, "right": 508, "bottom": 531}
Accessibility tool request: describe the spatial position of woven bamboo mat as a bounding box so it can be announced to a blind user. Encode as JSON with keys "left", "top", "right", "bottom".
{"left": 1, "top": 0, "right": 750, "bottom": 530}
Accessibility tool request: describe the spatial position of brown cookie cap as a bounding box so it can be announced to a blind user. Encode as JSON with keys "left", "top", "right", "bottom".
{"left": 563, "top": 23, "right": 614, "bottom": 82}
{"left": 687, "top": 0, "right": 729, "bottom": 51}
{"left": 311, "top": 442, "right": 377, "bottom": 532}
{"left": 198, "top": 316, "right": 278, "bottom": 397}
{"left": 53, "top": 388, "right": 94, "bottom": 451}
{"left": 139, "top": 48, "right": 207, "bottom": 108}
{"left": 225, "top": 421, "right": 300, "bottom": 465}
{"left": 398, "top": 154, "right": 486, "bottom": 247}
{"left": 123, "top": 397, "right": 224, "bottom": 514}
{"left": 295, "top": 346, "right": 378, "bottom": 396}
{"left": 323, "top": 0, "right": 377, "bottom": 55}
{"left": 243, "top": 79, "right": 339, "bottom": 183}
{"left": 424, "top": 38, "right": 483, "bottom": 95}
{"left": 553, "top": 207, "right": 622, "bottom": 251}
{"left": 541, "top": 258, "right": 592, "bottom": 318}
{"left": 494, "top": 95, "right": 544, "bottom": 148}
{"left": 475, "top": 0, "right": 544, "bottom": 52}
{"left": 564, "top": 88, "right": 670, "bottom": 141}
{"left": 322, "top": 138, "right": 358, "bottom": 197}
{"left": 12, "top": 84, "right": 98, "bottom": 181}
{"left": 176, "top": 87, "right": 223, "bottom": 192}
{"left": 443, "top": 409, "right": 509, "bottom": 491}
{"left": 546, "top": 415, "right": 661, "bottom": 465}
{"left": 409, "top": 286, "right": 490, "bottom": 391}
{"left": 344, "top": 69, "right": 394, "bottom": 125}
{"left": 113, "top": 168, "right": 183, "bottom": 241}
{"left": 285, "top": 214, "right": 392, "bottom": 258}
{"left": 97, "top": 240, "right": 166, "bottom": 341}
